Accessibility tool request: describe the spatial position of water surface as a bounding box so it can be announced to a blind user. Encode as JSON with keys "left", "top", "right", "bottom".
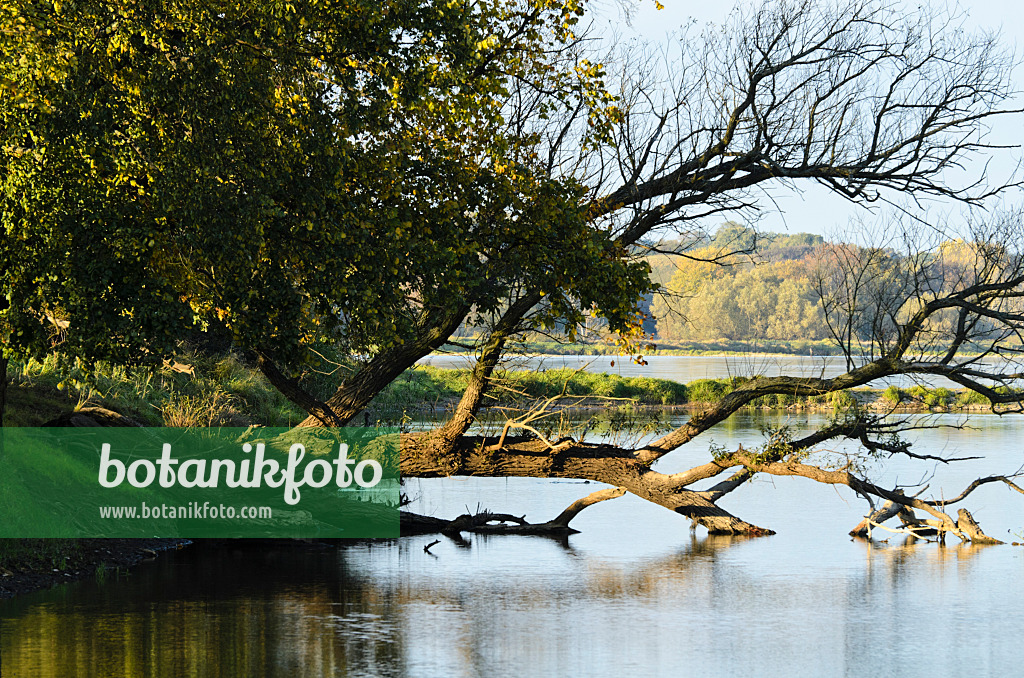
{"left": 3, "top": 413, "right": 1023, "bottom": 676}
{"left": 418, "top": 353, "right": 1010, "bottom": 389}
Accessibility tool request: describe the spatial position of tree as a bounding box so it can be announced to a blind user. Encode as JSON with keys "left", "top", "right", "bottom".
{"left": 1, "top": 0, "right": 652, "bottom": 422}
{"left": 4, "top": 0, "right": 1024, "bottom": 537}
{"left": 655, "top": 241, "right": 831, "bottom": 342}
{"left": 652, "top": 239, "right": 829, "bottom": 342}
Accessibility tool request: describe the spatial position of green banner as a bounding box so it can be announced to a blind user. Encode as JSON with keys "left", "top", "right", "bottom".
{"left": 0, "top": 427, "right": 400, "bottom": 538}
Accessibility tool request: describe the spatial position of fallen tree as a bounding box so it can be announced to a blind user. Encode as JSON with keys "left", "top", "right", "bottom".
{"left": 375, "top": 0, "right": 1024, "bottom": 538}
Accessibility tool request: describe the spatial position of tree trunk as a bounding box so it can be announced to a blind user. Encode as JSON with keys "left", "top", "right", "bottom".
{"left": 294, "top": 304, "right": 471, "bottom": 428}
{"left": 400, "top": 432, "right": 774, "bottom": 536}
{"left": 255, "top": 351, "right": 346, "bottom": 427}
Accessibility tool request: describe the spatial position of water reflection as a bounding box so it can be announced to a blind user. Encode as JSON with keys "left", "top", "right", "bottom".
{"left": 3, "top": 531, "right": 1022, "bottom": 677}
{"left": 1, "top": 542, "right": 406, "bottom": 678}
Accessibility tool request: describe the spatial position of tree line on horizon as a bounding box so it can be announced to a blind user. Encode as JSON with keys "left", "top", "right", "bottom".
{"left": 645, "top": 223, "right": 1014, "bottom": 349}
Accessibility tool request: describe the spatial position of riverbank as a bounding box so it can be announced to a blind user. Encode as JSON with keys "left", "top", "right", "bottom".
{"left": 437, "top": 338, "right": 1000, "bottom": 357}
{"left": 5, "top": 353, "right": 999, "bottom": 430}
{"left": 0, "top": 538, "right": 191, "bottom": 599}
{"left": 368, "top": 367, "right": 995, "bottom": 420}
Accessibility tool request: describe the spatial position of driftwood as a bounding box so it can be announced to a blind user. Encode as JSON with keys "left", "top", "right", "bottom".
{"left": 850, "top": 501, "right": 1004, "bottom": 544}
{"left": 850, "top": 499, "right": 917, "bottom": 538}
{"left": 400, "top": 512, "right": 453, "bottom": 535}
{"left": 850, "top": 497, "right": 938, "bottom": 538}
{"left": 955, "top": 509, "right": 1003, "bottom": 544}
{"left": 400, "top": 486, "right": 627, "bottom": 538}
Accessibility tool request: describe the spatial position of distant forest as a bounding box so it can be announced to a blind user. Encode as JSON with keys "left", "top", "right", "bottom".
{"left": 646, "top": 222, "right": 991, "bottom": 345}
{"left": 647, "top": 223, "right": 827, "bottom": 342}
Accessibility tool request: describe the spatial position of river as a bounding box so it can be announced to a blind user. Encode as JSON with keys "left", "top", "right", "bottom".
{"left": 2, "top": 362, "right": 1023, "bottom": 676}
{"left": 418, "top": 353, "right": 1015, "bottom": 389}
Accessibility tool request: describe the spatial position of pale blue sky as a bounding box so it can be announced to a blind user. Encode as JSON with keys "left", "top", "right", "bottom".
{"left": 595, "top": 0, "right": 1024, "bottom": 238}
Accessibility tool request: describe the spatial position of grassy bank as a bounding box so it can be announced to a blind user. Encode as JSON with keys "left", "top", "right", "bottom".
{"left": 4, "top": 352, "right": 1000, "bottom": 431}
{"left": 0, "top": 353, "right": 1004, "bottom": 598}
{"left": 0, "top": 539, "right": 80, "bottom": 573}
{"left": 441, "top": 337, "right": 1001, "bottom": 358}
{"left": 371, "top": 365, "right": 1000, "bottom": 412}
{"left": 6, "top": 352, "right": 308, "bottom": 427}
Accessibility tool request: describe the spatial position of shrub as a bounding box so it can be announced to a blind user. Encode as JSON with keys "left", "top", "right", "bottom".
{"left": 908, "top": 384, "right": 929, "bottom": 401}
{"left": 924, "top": 387, "right": 956, "bottom": 407}
{"left": 829, "top": 390, "right": 857, "bottom": 412}
{"left": 957, "top": 389, "right": 989, "bottom": 406}
{"left": 882, "top": 385, "right": 906, "bottom": 404}
{"left": 752, "top": 392, "right": 801, "bottom": 408}
{"left": 686, "top": 378, "right": 733, "bottom": 403}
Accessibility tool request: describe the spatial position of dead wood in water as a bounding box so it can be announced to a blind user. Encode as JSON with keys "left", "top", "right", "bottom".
{"left": 400, "top": 486, "right": 627, "bottom": 538}
{"left": 956, "top": 509, "right": 1003, "bottom": 544}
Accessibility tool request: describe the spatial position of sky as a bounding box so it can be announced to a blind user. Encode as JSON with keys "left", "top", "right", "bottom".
{"left": 590, "top": 0, "right": 1024, "bottom": 239}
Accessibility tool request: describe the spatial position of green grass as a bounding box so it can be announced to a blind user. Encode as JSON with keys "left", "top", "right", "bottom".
{"left": 367, "top": 366, "right": 691, "bottom": 409}
{"left": 370, "top": 369, "right": 861, "bottom": 411}
{"left": 826, "top": 389, "right": 858, "bottom": 411}
{"left": 883, "top": 385, "right": 906, "bottom": 404}
{"left": 5, "top": 350, "right": 1001, "bottom": 430}
{"left": 686, "top": 378, "right": 734, "bottom": 403}
{"left": 8, "top": 351, "right": 306, "bottom": 428}
{"left": 4, "top": 380, "right": 74, "bottom": 427}
{"left": 884, "top": 384, "right": 991, "bottom": 408}
{"left": 957, "top": 389, "right": 990, "bottom": 406}
{"left": 496, "top": 369, "right": 689, "bottom": 404}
